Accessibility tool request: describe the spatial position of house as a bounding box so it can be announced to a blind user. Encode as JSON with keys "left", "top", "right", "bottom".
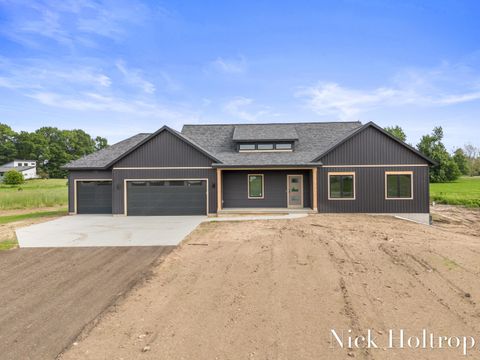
{"left": 64, "top": 121, "right": 435, "bottom": 224}
{"left": 0, "top": 160, "right": 38, "bottom": 180}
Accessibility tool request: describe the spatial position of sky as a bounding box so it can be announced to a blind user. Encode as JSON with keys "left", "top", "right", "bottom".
{"left": 0, "top": 0, "right": 479, "bottom": 150}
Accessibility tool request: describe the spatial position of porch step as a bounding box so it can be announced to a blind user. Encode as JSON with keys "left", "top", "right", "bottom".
{"left": 217, "top": 208, "right": 316, "bottom": 217}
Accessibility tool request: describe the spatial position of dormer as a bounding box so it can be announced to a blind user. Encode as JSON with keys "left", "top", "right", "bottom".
{"left": 232, "top": 125, "right": 298, "bottom": 152}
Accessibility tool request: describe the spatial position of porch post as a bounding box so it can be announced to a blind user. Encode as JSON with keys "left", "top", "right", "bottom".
{"left": 312, "top": 167, "right": 318, "bottom": 211}
{"left": 216, "top": 168, "right": 222, "bottom": 212}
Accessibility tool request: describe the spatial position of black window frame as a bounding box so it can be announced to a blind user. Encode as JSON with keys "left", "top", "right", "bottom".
{"left": 328, "top": 172, "right": 355, "bottom": 200}
{"left": 385, "top": 172, "right": 413, "bottom": 199}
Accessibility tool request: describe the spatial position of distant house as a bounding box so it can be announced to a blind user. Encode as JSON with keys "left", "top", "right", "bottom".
{"left": 63, "top": 121, "right": 435, "bottom": 224}
{"left": 0, "top": 160, "right": 38, "bottom": 180}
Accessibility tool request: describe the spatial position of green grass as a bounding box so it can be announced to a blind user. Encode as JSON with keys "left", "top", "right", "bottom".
{"left": 0, "top": 209, "right": 67, "bottom": 225}
{"left": 430, "top": 177, "right": 480, "bottom": 207}
{"left": 0, "top": 179, "right": 68, "bottom": 210}
{"left": 0, "top": 238, "right": 18, "bottom": 251}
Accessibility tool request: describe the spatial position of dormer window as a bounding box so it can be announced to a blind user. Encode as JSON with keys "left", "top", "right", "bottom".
{"left": 238, "top": 142, "right": 294, "bottom": 152}
{"left": 239, "top": 144, "right": 256, "bottom": 151}
{"left": 257, "top": 143, "right": 274, "bottom": 150}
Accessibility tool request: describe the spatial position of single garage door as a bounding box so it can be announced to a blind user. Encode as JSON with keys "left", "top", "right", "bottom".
{"left": 127, "top": 180, "right": 207, "bottom": 216}
{"left": 77, "top": 180, "right": 112, "bottom": 214}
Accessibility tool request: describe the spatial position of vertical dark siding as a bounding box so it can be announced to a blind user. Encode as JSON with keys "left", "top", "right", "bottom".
{"left": 115, "top": 130, "right": 213, "bottom": 167}
{"left": 68, "top": 170, "right": 112, "bottom": 213}
{"left": 112, "top": 169, "right": 217, "bottom": 214}
{"left": 320, "top": 127, "right": 429, "bottom": 165}
{"left": 318, "top": 166, "right": 429, "bottom": 213}
{"left": 222, "top": 170, "right": 311, "bottom": 208}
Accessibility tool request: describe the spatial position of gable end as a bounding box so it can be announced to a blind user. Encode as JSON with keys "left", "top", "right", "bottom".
{"left": 316, "top": 122, "right": 434, "bottom": 165}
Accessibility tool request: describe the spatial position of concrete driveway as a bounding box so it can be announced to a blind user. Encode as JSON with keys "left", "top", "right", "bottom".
{"left": 16, "top": 215, "right": 206, "bottom": 247}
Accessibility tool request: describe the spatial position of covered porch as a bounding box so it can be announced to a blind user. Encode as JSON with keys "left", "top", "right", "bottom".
{"left": 216, "top": 167, "right": 318, "bottom": 215}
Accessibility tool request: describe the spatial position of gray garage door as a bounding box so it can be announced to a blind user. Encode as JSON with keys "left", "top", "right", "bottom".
{"left": 127, "top": 180, "right": 207, "bottom": 216}
{"left": 77, "top": 181, "right": 112, "bottom": 214}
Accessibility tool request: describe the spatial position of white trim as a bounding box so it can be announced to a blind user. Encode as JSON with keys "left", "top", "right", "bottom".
{"left": 322, "top": 164, "right": 428, "bottom": 168}
{"left": 287, "top": 174, "right": 303, "bottom": 208}
{"left": 247, "top": 174, "right": 264, "bottom": 199}
{"left": 123, "top": 178, "right": 209, "bottom": 215}
{"left": 327, "top": 172, "right": 356, "bottom": 200}
{"left": 73, "top": 179, "right": 112, "bottom": 214}
{"left": 239, "top": 149, "right": 293, "bottom": 153}
{"left": 113, "top": 166, "right": 212, "bottom": 170}
{"left": 385, "top": 171, "right": 414, "bottom": 200}
{"left": 218, "top": 167, "right": 316, "bottom": 170}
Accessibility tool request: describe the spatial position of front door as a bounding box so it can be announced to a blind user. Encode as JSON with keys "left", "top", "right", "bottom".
{"left": 287, "top": 175, "right": 303, "bottom": 208}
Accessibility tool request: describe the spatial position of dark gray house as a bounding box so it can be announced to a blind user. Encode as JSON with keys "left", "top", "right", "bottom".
{"left": 64, "top": 121, "right": 435, "bottom": 224}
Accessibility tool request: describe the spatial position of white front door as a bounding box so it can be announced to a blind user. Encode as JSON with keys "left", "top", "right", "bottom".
{"left": 287, "top": 175, "right": 303, "bottom": 208}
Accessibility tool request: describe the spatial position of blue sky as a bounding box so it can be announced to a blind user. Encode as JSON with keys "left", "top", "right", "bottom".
{"left": 0, "top": 0, "right": 479, "bottom": 150}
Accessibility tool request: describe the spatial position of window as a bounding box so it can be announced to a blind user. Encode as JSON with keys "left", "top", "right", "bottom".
{"left": 385, "top": 172, "right": 413, "bottom": 199}
{"left": 275, "top": 143, "right": 292, "bottom": 150}
{"left": 239, "top": 143, "right": 255, "bottom": 151}
{"left": 248, "top": 174, "right": 264, "bottom": 199}
{"left": 257, "top": 143, "right": 274, "bottom": 150}
{"left": 328, "top": 172, "right": 355, "bottom": 200}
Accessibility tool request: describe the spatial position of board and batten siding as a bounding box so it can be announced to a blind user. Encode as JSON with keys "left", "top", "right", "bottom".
{"left": 318, "top": 166, "right": 429, "bottom": 213}
{"left": 114, "top": 130, "right": 213, "bottom": 168}
{"left": 222, "top": 170, "right": 311, "bottom": 208}
{"left": 112, "top": 168, "right": 217, "bottom": 214}
{"left": 317, "top": 126, "right": 431, "bottom": 214}
{"left": 68, "top": 170, "right": 112, "bottom": 213}
{"left": 320, "top": 126, "right": 428, "bottom": 165}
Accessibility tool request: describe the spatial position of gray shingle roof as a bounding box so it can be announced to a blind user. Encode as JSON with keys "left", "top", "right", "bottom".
{"left": 63, "top": 133, "right": 151, "bottom": 169}
{"left": 0, "top": 166, "right": 35, "bottom": 173}
{"left": 181, "top": 122, "right": 363, "bottom": 166}
{"left": 232, "top": 124, "right": 299, "bottom": 142}
{"left": 64, "top": 122, "right": 364, "bottom": 169}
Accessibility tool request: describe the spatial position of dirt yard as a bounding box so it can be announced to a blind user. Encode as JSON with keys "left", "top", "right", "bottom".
{"left": 60, "top": 206, "right": 480, "bottom": 360}
{"left": 0, "top": 246, "right": 173, "bottom": 360}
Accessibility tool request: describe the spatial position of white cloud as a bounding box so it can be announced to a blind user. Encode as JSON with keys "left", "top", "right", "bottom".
{"left": 28, "top": 91, "right": 196, "bottom": 121}
{"left": 224, "top": 96, "right": 270, "bottom": 122}
{"left": 211, "top": 56, "right": 247, "bottom": 74}
{"left": 0, "top": 0, "right": 151, "bottom": 47}
{"left": 297, "top": 62, "right": 480, "bottom": 119}
{"left": 115, "top": 60, "right": 155, "bottom": 94}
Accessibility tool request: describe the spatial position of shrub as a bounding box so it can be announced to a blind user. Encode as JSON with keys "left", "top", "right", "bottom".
{"left": 3, "top": 170, "right": 24, "bottom": 185}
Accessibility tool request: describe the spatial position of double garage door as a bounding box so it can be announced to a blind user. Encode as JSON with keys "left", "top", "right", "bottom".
{"left": 126, "top": 180, "right": 207, "bottom": 215}
{"left": 76, "top": 179, "right": 207, "bottom": 215}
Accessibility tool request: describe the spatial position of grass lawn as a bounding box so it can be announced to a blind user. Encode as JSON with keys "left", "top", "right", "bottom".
{"left": 0, "top": 238, "right": 18, "bottom": 251}
{"left": 430, "top": 176, "right": 480, "bottom": 207}
{"left": 0, "top": 178, "right": 68, "bottom": 210}
{"left": 0, "top": 209, "right": 67, "bottom": 225}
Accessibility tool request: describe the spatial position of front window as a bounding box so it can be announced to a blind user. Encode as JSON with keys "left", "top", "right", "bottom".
{"left": 386, "top": 172, "right": 413, "bottom": 199}
{"left": 329, "top": 172, "right": 355, "bottom": 199}
{"left": 248, "top": 174, "right": 264, "bottom": 199}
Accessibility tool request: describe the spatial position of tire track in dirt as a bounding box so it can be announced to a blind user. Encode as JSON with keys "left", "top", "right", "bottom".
{"left": 378, "top": 243, "right": 478, "bottom": 330}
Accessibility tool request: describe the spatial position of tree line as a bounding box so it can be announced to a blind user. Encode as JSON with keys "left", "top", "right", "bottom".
{"left": 385, "top": 125, "right": 479, "bottom": 183}
{"left": 0, "top": 123, "right": 108, "bottom": 178}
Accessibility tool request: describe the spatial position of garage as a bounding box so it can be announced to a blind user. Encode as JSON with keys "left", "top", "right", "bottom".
{"left": 76, "top": 180, "right": 112, "bottom": 214}
{"left": 126, "top": 180, "right": 207, "bottom": 216}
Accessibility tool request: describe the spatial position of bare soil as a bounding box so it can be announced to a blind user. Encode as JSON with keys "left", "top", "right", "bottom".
{"left": 0, "top": 246, "right": 173, "bottom": 360}
{"left": 60, "top": 206, "right": 480, "bottom": 360}
{"left": 0, "top": 206, "right": 67, "bottom": 244}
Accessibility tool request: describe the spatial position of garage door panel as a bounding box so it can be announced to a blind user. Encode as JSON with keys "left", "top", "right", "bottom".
{"left": 127, "top": 180, "right": 206, "bottom": 216}
{"left": 77, "top": 181, "right": 112, "bottom": 214}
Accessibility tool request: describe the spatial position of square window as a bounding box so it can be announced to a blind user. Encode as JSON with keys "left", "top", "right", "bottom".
{"left": 248, "top": 174, "right": 264, "bottom": 198}
{"left": 386, "top": 173, "right": 412, "bottom": 199}
{"left": 329, "top": 173, "right": 355, "bottom": 199}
